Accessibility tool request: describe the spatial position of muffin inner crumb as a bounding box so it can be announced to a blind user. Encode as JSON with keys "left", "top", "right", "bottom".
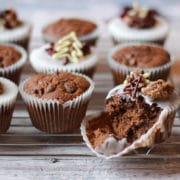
{"left": 106, "top": 95, "right": 162, "bottom": 144}
{"left": 86, "top": 112, "right": 113, "bottom": 148}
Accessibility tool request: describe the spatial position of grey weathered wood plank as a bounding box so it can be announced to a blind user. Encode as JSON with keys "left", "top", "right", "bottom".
{"left": 0, "top": 157, "right": 179, "bottom": 179}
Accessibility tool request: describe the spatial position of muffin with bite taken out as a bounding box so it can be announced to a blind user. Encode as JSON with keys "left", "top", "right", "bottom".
{"left": 81, "top": 72, "right": 180, "bottom": 158}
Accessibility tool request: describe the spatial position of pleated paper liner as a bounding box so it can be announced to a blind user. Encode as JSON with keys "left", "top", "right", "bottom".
{"left": 108, "top": 43, "right": 172, "bottom": 85}
{"left": 0, "top": 78, "right": 18, "bottom": 133}
{"left": 19, "top": 72, "right": 94, "bottom": 133}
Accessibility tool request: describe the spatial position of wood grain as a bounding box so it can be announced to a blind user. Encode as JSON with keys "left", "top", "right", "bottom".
{"left": 0, "top": 157, "right": 179, "bottom": 179}
{"left": 0, "top": 29, "right": 179, "bottom": 180}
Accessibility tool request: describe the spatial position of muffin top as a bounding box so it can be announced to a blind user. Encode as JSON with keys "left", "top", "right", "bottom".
{"left": 43, "top": 18, "right": 97, "bottom": 38}
{"left": 23, "top": 72, "right": 90, "bottom": 103}
{"left": 112, "top": 45, "right": 170, "bottom": 68}
{"left": 0, "top": 45, "right": 21, "bottom": 68}
{"left": 86, "top": 112, "right": 113, "bottom": 148}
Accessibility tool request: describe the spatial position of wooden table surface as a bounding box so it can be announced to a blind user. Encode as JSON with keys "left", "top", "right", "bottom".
{"left": 1, "top": 1, "right": 180, "bottom": 179}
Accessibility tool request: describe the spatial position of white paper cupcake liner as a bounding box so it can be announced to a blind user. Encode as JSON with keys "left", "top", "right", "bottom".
{"left": 19, "top": 72, "right": 94, "bottom": 133}
{"left": 0, "top": 21, "right": 31, "bottom": 49}
{"left": 30, "top": 44, "right": 98, "bottom": 78}
{"left": 108, "top": 17, "right": 169, "bottom": 45}
{"left": 42, "top": 17, "right": 100, "bottom": 46}
{"left": 108, "top": 42, "right": 173, "bottom": 85}
{"left": 0, "top": 77, "right": 18, "bottom": 133}
{"left": 81, "top": 84, "right": 180, "bottom": 159}
{"left": 0, "top": 43, "right": 27, "bottom": 84}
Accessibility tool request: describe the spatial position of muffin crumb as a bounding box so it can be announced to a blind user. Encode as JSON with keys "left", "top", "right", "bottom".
{"left": 86, "top": 112, "right": 113, "bottom": 148}
{"left": 141, "top": 79, "right": 174, "bottom": 100}
{"left": 44, "top": 18, "right": 96, "bottom": 38}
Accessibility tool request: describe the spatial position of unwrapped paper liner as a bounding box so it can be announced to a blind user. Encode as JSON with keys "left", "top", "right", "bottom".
{"left": 81, "top": 84, "right": 180, "bottom": 159}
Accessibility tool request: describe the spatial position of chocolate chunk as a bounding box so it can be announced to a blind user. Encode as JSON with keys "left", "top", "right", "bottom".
{"left": 64, "top": 81, "right": 77, "bottom": 93}
{"left": 33, "top": 88, "right": 44, "bottom": 96}
{"left": 45, "top": 84, "right": 56, "bottom": 93}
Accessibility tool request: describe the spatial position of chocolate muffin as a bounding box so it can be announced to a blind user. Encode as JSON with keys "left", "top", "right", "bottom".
{"left": 42, "top": 18, "right": 98, "bottom": 46}
{"left": 0, "top": 45, "right": 21, "bottom": 67}
{"left": 20, "top": 71, "right": 94, "bottom": 133}
{"left": 30, "top": 32, "right": 97, "bottom": 78}
{"left": 108, "top": 3, "right": 169, "bottom": 45}
{"left": 108, "top": 43, "right": 172, "bottom": 85}
{"left": 81, "top": 72, "right": 180, "bottom": 158}
{"left": 0, "top": 8, "right": 31, "bottom": 50}
{"left": 0, "top": 77, "right": 18, "bottom": 133}
{"left": 0, "top": 43, "right": 27, "bottom": 84}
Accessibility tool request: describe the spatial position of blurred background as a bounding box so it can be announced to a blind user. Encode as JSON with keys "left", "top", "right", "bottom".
{"left": 1, "top": 0, "right": 180, "bottom": 86}
{"left": 1, "top": 0, "right": 180, "bottom": 56}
